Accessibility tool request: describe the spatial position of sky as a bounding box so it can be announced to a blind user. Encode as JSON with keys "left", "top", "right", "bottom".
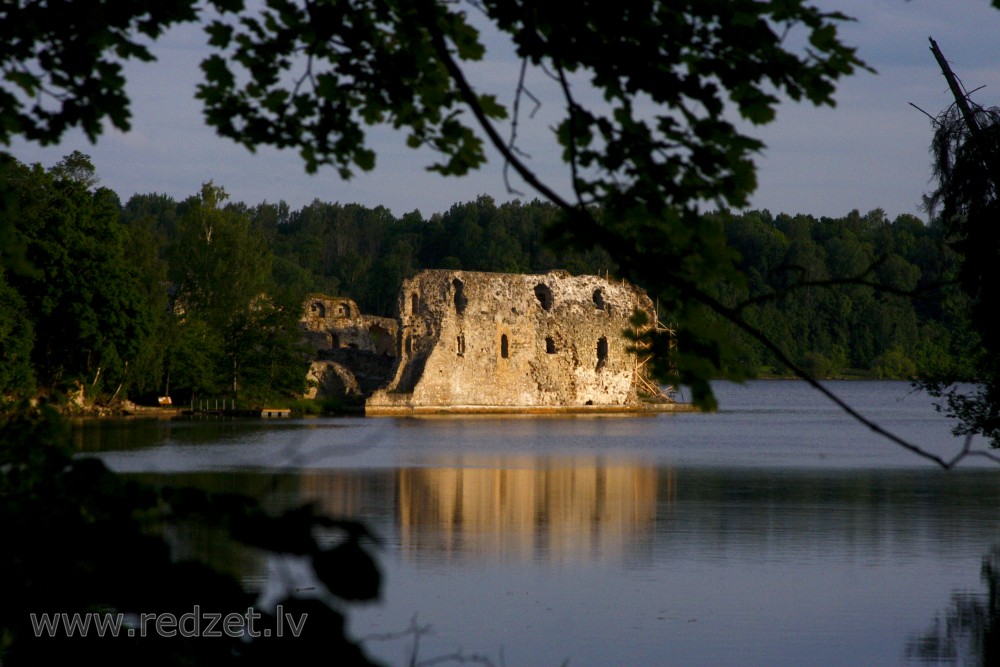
{"left": 8, "top": 0, "right": 1000, "bottom": 221}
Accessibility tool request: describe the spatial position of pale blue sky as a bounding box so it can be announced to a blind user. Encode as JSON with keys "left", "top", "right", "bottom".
{"left": 9, "top": 0, "right": 1000, "bottom": 221}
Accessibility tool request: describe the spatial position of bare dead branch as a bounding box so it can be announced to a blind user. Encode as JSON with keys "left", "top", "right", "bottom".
{"left": 554, "top": 64, "right": 587, "bottom": 208}
{"left": 502, "top": 58, "right": 533, "bottom": 197}
{"left": 910, "top": 101, "right": 938, "bottom": 123}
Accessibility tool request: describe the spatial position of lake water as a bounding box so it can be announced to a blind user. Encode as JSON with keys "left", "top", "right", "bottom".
{"left": 81, "top": 381, "right": 1000, "bottom": 666}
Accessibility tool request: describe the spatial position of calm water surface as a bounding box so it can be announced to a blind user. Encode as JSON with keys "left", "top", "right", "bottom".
{"left": 81, "top": 381, "right": 1000, "bottom": 666}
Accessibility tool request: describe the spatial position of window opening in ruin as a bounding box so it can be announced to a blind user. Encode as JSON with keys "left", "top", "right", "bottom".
{"left": 371, "top": 325, "right": 393, "bottom": 356}
{"left": 545, "top": 336, "right": 556, "bottom": 354}
{"left": 341, "top": 303, "right": 351, "bottom": 318}
{"left": 405, "top": 335, "right": 412, "bottom": 355}
{"left": 457, "top": 334, "right": 466, "bottom": 356}
{"left": 596, "top": 336, "right": 608, "bottom": 371}
{"left": 453, "top": 278, "right": 467, "bottom": 314}
{"left": 330, "top": 333, "right": 340, "bottom": 348}
{"left": 410, "top": 293, "right": 419, "bottom": 314}
{"left": 593, "top": 288, "right": 605, "bottom": 310}
{"left": 534, "top": 283, "right": 553, "bottom": 311}
{"left": 500, "top": 334, "right": 509, "bottom": 359}
{"left": 312, "top": 301, "right": 326, "bottom": 317}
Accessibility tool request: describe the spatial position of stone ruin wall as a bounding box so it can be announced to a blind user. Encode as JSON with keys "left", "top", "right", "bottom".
{"left": 367, "top": 269, "right": 659, "bottom": 410}
{"left": 300, "top": 295, "right": 397, "bottom": 399}
{"left": 301, "top": 295, "right": 396, "bottom": 356}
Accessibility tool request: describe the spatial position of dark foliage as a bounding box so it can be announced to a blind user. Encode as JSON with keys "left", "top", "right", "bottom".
{"left": 0, "top": 403, "right": 383, "bottom": 666}
{"left": 920, "top": 95, "right": 1000, "bottom": 447}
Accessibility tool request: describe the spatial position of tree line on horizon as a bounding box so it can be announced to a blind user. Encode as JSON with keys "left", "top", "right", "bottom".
{"left": 0, "top": 152, "right": 977, "bottom": 410}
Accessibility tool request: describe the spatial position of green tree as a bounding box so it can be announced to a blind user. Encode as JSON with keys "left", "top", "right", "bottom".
{"left": 0, "top": 2, "right": 200, "bottom": 144}
{"left": 164, "top": 182, "right": 307, "bottom": 404}
{"left": 0, "top": 270, "right": 34, "bottom": 400}
{"left": 119, "top": 206, "right": 173, "bottom": 397}
{"left": 3, "top": 1, "right": 874, "bottom": 410}
{"left": 169, "top": 182, "right": 271, "bottom": 323}
{"left": 24, "top": 3, "right": 875, "bottom": 391}
{"left": 3, "top": 155, "right": 153, "bottom": 400}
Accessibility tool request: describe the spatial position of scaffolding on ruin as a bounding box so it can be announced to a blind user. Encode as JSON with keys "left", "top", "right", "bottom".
{"left": 630, "top": 297, "right": 677, "bottom": 401}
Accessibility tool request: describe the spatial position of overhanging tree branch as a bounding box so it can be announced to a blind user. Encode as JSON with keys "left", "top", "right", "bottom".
{"left": 419, "top": 3, "right": 583, "bottom": 219}
{"left": 423, "top": 8, "right": 995, "bottom": 469}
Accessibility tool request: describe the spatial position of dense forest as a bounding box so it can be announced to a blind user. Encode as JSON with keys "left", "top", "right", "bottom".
{"left": 0, "top": 152, "right": 977, "bottom": 410}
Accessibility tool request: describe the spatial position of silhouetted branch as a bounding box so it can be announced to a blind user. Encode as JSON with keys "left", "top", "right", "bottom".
{"left": 502, "top": 58, "right": 536, "bottom": 197}
{"left": 421, "top": 7, "right": 580, "bottom": 216}
{"left": 910, "top": 101, "right": 937, "bottom": 123}
{"left": 554, "top": 63, "right": 588, "bottom": 209}
{"left": 361, "top": 614, "right": 539, "bottom": 667}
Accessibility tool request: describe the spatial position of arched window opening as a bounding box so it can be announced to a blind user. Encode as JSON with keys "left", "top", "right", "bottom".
{"left": 534, "top": 283, "right": 553, "bottom": 311}
{"left": 500, "top": 334, "right": 509, "bottom": 359}
{"left": 311, "top": 301, "right": 327, "bottom": 317}
{"left": 341, "top": 303, "right": 352, "bottom": 318}
{"left": 410, "top": 293, "right": 419, "bottom": 315}
{"left": 405, "top": 335, "right": 412, "bottom": 355}
{"left": 453, "top": 278, "right": 467, "bottom": 314}
{"left": 545, "top": 336, "right": 556, "bottom": 354}
{"left": 592, "top": 288, "right": 605, "bottom": 310}
{"left": 596, "top": 336, "right": 608, "bottom": 371}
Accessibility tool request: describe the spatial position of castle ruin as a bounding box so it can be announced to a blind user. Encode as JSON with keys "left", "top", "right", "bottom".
{"left": 365, "top": 269, "right": 675, "bottom": 414}
{"left": 300, "top": 295, "right": 397, "bottom": 399}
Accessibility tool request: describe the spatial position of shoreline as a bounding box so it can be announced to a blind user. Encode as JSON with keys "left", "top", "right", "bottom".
{"left": 364, "top": 401, "right": 698, "bottom": 417}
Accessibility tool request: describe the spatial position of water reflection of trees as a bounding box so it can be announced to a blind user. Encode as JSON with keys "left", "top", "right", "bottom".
{"left": 70, "top": 416, "right": 347, "bottom": 452}
{"left": 907, "top": 546, "right": 1000, "bottom": 666}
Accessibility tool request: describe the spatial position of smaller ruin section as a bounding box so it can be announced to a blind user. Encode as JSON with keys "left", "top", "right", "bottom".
{"left": 300, "top": 295, "right": 397, "bottom": 399}
{"left": 301, "top": 295, "right": 396, "bottom": 356}
{"left": 366, "top": 270, "right": 677, "bottom": 415}
{"left": 304, "top": 360, "right": 361, "bottom": 399}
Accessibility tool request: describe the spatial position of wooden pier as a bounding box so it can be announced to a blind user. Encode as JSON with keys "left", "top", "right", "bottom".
{"left": 182, "top": 399, "right": 292, "bottom": 418}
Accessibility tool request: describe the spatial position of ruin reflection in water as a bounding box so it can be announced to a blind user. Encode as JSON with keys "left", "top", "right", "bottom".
{"left": 395, "top": 459, "right": 666, "bottom": 562}
{"left": 149, "top": 456, "right": 670, "bottom": 570}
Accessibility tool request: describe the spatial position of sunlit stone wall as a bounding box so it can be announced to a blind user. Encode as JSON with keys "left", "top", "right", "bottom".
{"left": 367, "top": 269, "right": 659, "bottom": 410}
{"left": 299, "top": 294, "right": 398, "bottom": 399}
